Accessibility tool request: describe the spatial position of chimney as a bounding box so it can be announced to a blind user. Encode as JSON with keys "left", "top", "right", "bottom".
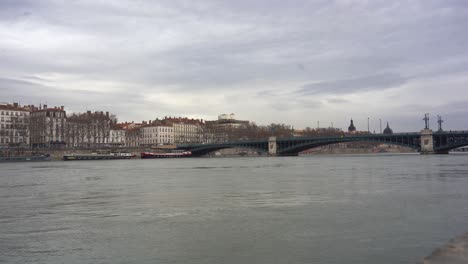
{"left": 106, "top": 111, "right": 109, "bottom": 117}
{"left": 13, "top": 102, "right": 18, "bottom": 107}
{"left": 43, "top": 104, "right": 47, "bottom": 109}
{"left": 61, "top": 106, "right": 64, "bottom": 110}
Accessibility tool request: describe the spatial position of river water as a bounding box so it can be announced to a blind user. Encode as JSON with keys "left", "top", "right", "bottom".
{"left": 1, "top": 154, "right": 468, "bottom": 264}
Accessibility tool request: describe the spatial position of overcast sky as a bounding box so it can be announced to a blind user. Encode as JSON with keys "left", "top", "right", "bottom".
{"left": 1, "top": 0, "right": 468, "bottom": 132}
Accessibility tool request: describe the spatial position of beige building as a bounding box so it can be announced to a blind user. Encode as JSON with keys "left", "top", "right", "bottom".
{"left": 140, "top": 121, "right": 174, "bottom": 146}
{"left": 30, "top": 105, "right": 67, "bottom": 149}
{"left": 163, "top": 117, "right": 203, "bottom": 144}
{"left": 0, "top": 102, "right": 31, "bottom": 148}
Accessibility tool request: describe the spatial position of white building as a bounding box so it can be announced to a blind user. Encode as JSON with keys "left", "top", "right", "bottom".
{"left": 109, "top": 124, "right": 126, "bottom": 147}
{"left": 140, "top": 123, "right": 174, "bottom": 146}
{"left": 0, "top": 103, "right": 31, "bottom": 148}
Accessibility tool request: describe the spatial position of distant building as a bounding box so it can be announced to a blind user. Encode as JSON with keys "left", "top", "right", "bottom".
{"left": 348, "top": 119, "right": 356, "bottom": 133}
{"left": 109, "top": 123, "right": 126, "bottom": 147}
{"left": 140, "top": 120, "right": 174, "bottom": 146}
{"left": 0, "top": 102, "right": 31, "bottom": 148}
{"left": 30, "top": 104, "right": 67, "bottom": 149}
{"left": 120, "top": 122, "right": 142, "bottom": 147}
{"left": 162, "top": 117, "right": 203, "bottom": 144}
{"left": 65, "top": 110, "right": 111, "bottom": 148}
{"left": 205, "top": 114, "right": 250, "bottom": 143}
{"left": 383, "top": 122, "right": 393, "bottom": 134}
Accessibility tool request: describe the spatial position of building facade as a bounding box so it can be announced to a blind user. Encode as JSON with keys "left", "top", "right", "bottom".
{"left": 205, "top": 114, "right": 249, "bottom": 143}
{"left": 0, "top": 103, "right": 31, "bottom": 149}
{"left": 123, "top": 122, "right": 142, "bottom": 147}
{"left": 109, "top": 123, "right": 126, "bottom": 147}
{"left": 65, "top": 111, "right": 111, "bottom": 148}
{"left": 30, "top": 105, "right": 67, "bottom": 149}
{"left": 162, "top": 117, "right": 203, "bottom": 144}
{"left": 140, "top": 122, "right": 174, "bottom": 146}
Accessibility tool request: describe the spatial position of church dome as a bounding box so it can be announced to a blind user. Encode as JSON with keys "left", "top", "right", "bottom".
{"left": 348, "top": 119, "right": 356, "bottom": 132}
{"left": 383, "top": 122, "right": 393, "bottom": 134}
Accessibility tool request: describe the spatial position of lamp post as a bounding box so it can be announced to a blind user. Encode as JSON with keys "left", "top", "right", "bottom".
{"left": 379, "top": 118, "right": 382, "bottom": 134}
{"left": 367, "top": 117, "right": 370, "bottom": 133}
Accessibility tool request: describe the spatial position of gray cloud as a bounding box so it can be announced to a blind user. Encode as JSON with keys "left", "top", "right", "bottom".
{"left": 1, "top": 0, "right": 468, "bottom": 131}
{"left": 297, "top": 73, "right": 409, "bottom": 95}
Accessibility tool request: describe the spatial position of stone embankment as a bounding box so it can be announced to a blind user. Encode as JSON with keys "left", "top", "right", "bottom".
{"left": 40, "top": 147, "right": 166, "bottom": 160}
{"left": 419, "top": 232, "right": 468, "bottom": 264}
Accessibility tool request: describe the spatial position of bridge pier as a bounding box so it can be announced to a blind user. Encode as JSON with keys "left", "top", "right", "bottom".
{"left": 420, "top": 129, "right": 436, "bottom": 154}
{"left": 419, "top": 129, "right": 448, "bottom": 154}
{"left": 268, "top": 137, "right": 277, "bottom": 156}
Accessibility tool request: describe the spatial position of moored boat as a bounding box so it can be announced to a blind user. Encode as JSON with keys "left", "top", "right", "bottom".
{"left": 63, "top": 152, "right": 136, "bottom": 161}
{"left": 141, "top": 151, "right": 192, "bottom": 159}
{"left": 0, "top": 154, "right": 51, "bottom": 163}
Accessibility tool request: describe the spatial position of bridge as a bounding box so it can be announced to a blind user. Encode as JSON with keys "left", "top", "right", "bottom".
{"left": 177, "top": 129, "right": 468, "bottom": 156}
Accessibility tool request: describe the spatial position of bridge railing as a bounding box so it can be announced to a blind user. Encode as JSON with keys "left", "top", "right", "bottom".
{"left": 277, "top": 132, "right": 420, "bottom": 142}
{"left": 177, "top": 133, "right": 424, "bottom": 149}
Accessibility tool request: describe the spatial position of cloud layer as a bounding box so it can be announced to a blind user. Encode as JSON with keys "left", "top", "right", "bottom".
{"left": 1, "top": 0, "right": 468, "bottom": 131}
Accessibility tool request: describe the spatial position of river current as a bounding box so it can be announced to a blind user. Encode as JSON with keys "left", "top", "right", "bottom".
{"left": 1, "top": 154, "right": 468, "bottom": 264}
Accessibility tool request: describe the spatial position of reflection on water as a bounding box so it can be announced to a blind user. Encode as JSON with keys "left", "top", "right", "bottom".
{"left": 1, "top": 155, "right": 468, "bottom": 264}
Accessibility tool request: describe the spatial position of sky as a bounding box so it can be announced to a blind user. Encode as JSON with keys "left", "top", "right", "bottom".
{"left": 1, "top": 0, "right": 468, "bottom": 132}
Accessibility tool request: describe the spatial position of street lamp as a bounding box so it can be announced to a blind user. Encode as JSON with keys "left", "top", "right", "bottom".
{"left": 367, "top": 117, "right": 370, "bottom": 133}
{"left": 379, "top": 118, "right": 382, "bottom": 134}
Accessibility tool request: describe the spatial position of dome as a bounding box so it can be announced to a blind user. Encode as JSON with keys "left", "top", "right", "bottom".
{"left": 383, "top": 122, "right": 393, "bottom": 134}
{"left": 348, "top": 119, "right": 356, "bottom": 132}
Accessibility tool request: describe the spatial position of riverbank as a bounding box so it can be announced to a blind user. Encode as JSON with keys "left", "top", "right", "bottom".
{"left": 419, "top": 232, "right": 468, "bottom": 264}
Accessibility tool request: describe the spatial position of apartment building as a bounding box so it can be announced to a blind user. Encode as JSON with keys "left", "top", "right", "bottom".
{"left": 0, "top": 102, "right": 31, "bottom": 148}
{"left": 123, "top": 122, "right": 142, "bottom": 147}
{"left": 140, "top": 120, "right": 174, "bottom": 146}
{"left": 108, "top": 123, "right": 126, "bottom": 147}
{"left": 162, "top": 117, "right": 203, "bottom": 144}
{"left": 65, "top": 111, "right": 111, "bottom": 148}
{"left": 30, "top": 104, "right": 67, "bottom": 149}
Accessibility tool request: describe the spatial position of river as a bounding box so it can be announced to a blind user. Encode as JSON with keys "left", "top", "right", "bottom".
{"left": 1, "top": 154, "right": 468, "bottom": 264}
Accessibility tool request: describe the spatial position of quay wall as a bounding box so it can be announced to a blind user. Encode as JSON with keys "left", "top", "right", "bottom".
{"left": 37, "top": 147, "right": 174, "bottom": 161}
{"left": 419, "top": 232, "right": 468, "bottom": 264}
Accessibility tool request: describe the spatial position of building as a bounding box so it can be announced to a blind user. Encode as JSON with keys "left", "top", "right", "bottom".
{"left": 109, "top": 123, "right": 126, "bottom": 147}
{"left": 383, "top": 122, "right": 393, "bottom": 134}
{"left": 0, "top": 102, "right": 31, "bottom": 149}
{"left": 348, "top": 119, "right": 356, "bottom": 133}
{"left": 30, "top": 105, "right": 67, "bottom": 149}
{"left": 162, "top": 117, "right": 203, "bottom": 144}
{"left": 140, "top": 120, "right": 174, "bottom": 146}
{"left": 123, "top": 122, "right": 142, "bottom": 147}
{"left": 205, "top": 114, "right": 250, "bottom": 143}
{"left": 66, "top": 110, "right": 111, "bottom": 148}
